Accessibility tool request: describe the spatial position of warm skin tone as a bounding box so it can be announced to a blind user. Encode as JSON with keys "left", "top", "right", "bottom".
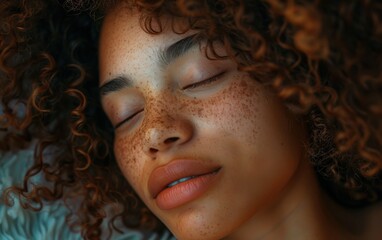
{"left": 98, "top": 5, "right": 382, "bottom": 240}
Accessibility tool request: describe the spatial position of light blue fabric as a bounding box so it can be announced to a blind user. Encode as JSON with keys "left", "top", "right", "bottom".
{"left": 0, "top": 148, "right": 174, "bottom": 239}
{"left": 0, "top": 148, "right": 83, "bottom": 239}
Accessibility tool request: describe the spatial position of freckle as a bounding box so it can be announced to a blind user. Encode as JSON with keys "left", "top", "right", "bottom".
{"left": 197, "top": 107, "right": 202, "bottom": 116}
{"left": 180, "top": 102, "right": 187, "bottom": 109}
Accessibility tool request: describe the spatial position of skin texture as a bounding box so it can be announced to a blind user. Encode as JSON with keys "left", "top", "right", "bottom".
{"left": 0, "top": 0, "right": 380, "bottom": 239}
{"left": 98, "top": 5, "right": 381, "bottom": 240}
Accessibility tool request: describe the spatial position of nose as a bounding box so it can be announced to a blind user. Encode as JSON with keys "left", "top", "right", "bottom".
{"left": 143, "top": 111, "right": 194, "bottom": 158}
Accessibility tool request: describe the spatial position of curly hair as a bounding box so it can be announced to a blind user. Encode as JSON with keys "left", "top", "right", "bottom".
{"left": 1, "top": 0, "right": 381, "bottom": 239}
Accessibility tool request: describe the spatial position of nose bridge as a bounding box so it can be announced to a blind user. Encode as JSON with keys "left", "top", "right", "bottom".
{"left": 146, "top": 102, "right": 176, "bottom": 133}
{"left": 145, "top": 95, "right": 177, "bottom": 127}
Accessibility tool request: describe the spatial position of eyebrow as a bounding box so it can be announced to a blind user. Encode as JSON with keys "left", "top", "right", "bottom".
{"left": 158, "top": 34, "right": 200, "bottom": 67}
{"left": 99, "top": 76, "right": 131, "bottom": 96}
{"left": 99, "top": 34, "right": 200, "bottom": 96}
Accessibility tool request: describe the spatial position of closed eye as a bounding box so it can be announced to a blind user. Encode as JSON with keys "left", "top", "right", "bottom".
{"left": 115, "top": 109, "right": 144, "bottom": 129}
{"left": 182, "top": 72, "right": 226, "bottom": 90}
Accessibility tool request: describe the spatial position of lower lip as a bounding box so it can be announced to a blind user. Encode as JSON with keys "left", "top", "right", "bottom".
{"left": 155, "top": 169, "right": 221, "bottom": 210}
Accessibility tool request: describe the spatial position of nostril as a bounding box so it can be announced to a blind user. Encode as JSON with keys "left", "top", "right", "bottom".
{"left": 164, "top": 137, "right": 179, "bottom": 144}
{"left": 149, "top": 148, "right": 158, "bottom": 154}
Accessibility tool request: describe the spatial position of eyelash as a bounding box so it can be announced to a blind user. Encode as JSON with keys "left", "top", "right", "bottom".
{"left": 114, "top": 72, "right": 225, "bottom": 129}
{"left": 182, "top": 72, "right": 225, "bottom": 90}
{"left": 115, "top": 109, "right": 143, "bottom": 129}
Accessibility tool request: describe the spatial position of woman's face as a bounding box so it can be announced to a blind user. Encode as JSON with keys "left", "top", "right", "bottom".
{"left": 99, "top": 7, "right": 305, "bottom": 240}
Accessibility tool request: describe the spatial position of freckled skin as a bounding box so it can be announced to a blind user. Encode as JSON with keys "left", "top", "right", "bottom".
{"left": 99, "top": 6, "right": 306, "bottom": 240}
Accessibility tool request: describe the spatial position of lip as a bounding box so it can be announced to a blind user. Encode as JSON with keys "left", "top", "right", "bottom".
{"left": 148, "top": 159, "right": 221, "bottom": 209}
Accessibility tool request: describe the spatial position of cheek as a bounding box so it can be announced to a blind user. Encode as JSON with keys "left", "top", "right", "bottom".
{"left": 186, "top": 73, "right": 262, "bottom": 145}
{"left": 113, "top": 134, "right": 144, "bottom": 189}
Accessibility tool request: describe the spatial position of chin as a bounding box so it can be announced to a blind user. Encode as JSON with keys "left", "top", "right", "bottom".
{"left": 170, "top": 224, "right": 228, "bottom": 240}
{"left": 160, "top": 206, "right": 235, "bottom": 240}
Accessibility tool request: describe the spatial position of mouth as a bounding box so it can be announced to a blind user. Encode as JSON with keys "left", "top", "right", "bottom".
{"left": 167, "top": 176, "right": 195, "bottom": 188}
{"left": 166, "top": 168, "right": 220, "bottom": 188}
{"left": 148, "top": 159, "right": 222, "bottom": 210}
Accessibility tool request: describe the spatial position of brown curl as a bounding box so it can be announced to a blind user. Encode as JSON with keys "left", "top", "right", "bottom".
{"left": 1, "top": 0, "right": 381, "bottom": 239}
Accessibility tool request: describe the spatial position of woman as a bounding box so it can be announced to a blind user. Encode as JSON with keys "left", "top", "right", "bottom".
{"left": 1, "top": 0, "right": 381, "bottom": 239}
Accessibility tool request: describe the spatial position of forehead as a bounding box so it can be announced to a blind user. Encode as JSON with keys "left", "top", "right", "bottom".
{"left": 99, "top": 7, "right": 191, "bottom": 85}
{"left": 101, "top": 7, "right": 175, "bottom": 50}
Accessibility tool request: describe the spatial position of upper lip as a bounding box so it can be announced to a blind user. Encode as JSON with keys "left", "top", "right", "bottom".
{"left": 148, "top": 159, "right": 221, "bottom": 199}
